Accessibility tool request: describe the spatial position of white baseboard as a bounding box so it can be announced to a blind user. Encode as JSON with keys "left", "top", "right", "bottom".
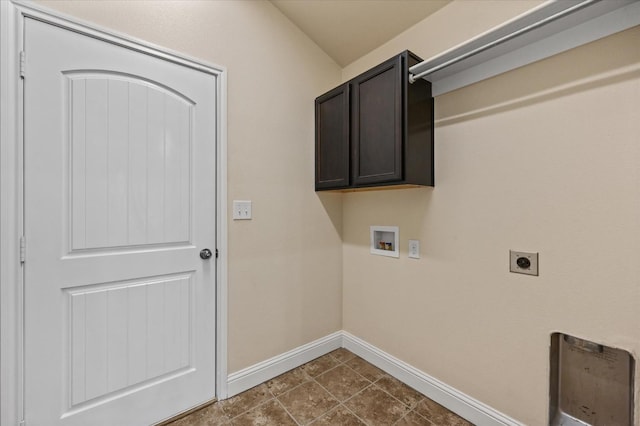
{"left": 226, "top": 331, "right": 524, "bottom": 425}
{"left": 342, "top": 331, "right": 525, "bottom": 426}
{"left": 226, "top": 331, "right": 343, "bottom": 398}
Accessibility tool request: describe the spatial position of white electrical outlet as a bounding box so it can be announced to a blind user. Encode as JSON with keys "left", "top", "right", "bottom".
{"left": 233, "top": 200, "right": 252, "bottom": 220}
{"left": 408, "top": 240, "right": 420, "bottom": 259}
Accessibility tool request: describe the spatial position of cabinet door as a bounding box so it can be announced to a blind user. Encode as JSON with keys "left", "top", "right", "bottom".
{"left": 352, "top": 55, "right": 403, "bottom": 186}
{"left": 315, "top": 84, "right": 350, "bottom": 190}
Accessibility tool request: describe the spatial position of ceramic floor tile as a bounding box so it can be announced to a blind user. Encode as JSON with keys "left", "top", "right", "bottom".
{"left": 267, "top": 366, "right": 311, "bottom": 396}
{"left": 414, "top": 398, "right": 473, "bottom": 426}
{"left": 329, "top": 348, "right": 357, "bottom": 363}
{"left": 394, "top": 410, "right": 434, "bottom": 426}
{"left": 310, "top": 405, "right": 367, "bottom": 425}
{"left": 219, "top": 383, "right": 272, "bottom": 419}
{"left": 300, "top": 354, "right": 341, "bottom": 378}
{"left": 344, "top": 385, "right": 411, "bottom": 425}
{"left": 164, "top": 353, "right": 473, "bottom": 426}
{"left": 231, "top": 399, "right": 297, "bottom": 426}
{"left": 345, "top": 356, "right": 386, "bottom": 382}
{"left": 375, "top": 375, "right": 423, "bottom": 408}
{"left": 277, "top": 380, "right": 340, "bottom": 424}
{"left": 315, "top": 364, "right": 371, "bottom": 401}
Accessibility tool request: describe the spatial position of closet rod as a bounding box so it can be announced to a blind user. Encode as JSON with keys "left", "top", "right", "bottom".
{"left": 408, "top": 0, "right": 596, "bottom": 83}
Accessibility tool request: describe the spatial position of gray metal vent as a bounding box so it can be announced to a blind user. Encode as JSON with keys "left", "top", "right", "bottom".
{"left": 550, "top": 333, "right": 634, "bottom": 426}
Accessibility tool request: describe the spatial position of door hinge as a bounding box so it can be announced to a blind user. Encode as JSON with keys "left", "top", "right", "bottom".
{"left": 19, "top": 51, "right": 25, "bottom": 78}
{"left": 20, "top": 236, "right": 26, "bottom": 264}
{"left": 215, "top": 248, "right": 219, "bottom": 259}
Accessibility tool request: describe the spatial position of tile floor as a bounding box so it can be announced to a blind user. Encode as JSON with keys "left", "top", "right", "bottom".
{"left": 166, "top": 349, "right": 473, "bottom": 426}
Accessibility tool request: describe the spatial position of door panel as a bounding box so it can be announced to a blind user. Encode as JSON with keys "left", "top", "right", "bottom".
{"left": 67, "top": 274, "right": 192, "bottom": 407}
{"left": 352, "top": 56, "right": 403, "bottom": 185}
{"left": 24, "top": 18, "right": 216, "bottom": 426}
{"left": 67, "top": 73, "right": 193, "bottom": 251}
{"left": 315, "top": 84, "right": 350, "bottom": 189}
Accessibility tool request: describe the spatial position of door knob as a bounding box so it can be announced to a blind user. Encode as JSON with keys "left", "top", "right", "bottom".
{"left": 200, "top": 248, "right": 213, "bottom": 260}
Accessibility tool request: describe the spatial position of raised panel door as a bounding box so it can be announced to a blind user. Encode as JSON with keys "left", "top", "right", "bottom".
{"left": 24, "top": 18, "right": 217, "bottom": 426}
{"left": 315, "top": 84, "right": 350, "bottom": 190}
{"left": 351, "top": 56, "right": 403, "bottom": 186}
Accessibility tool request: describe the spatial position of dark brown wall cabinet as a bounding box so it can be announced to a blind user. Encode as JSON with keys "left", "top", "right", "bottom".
{"left": 315, "top": 51, "right": 433, "bottom": 191}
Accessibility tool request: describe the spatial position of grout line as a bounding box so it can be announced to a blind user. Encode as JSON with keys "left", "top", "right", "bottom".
{"left": 313, "top": 363, "right": 345, "bottom": 381}
{"left": 392, "top": 404, "right": 434, "bottom": 426}
{"left": 341, "top": 381, "right": 419, "bottom": 426}
{"left": 340, "top": 402, "right": 371, "bottom": 426}
{"left": 405, "top": 408, "right": 436, "bottom": 426}
{"left": 341, "top": 381, "right": 376, "bottom": 405}
{"left": 341, "top": 359, "right": 377, "bottom": 384}
{"left": 370, "top": 381, "right": 418, "bottom": 412}
{"left": 327, "top": 348, "right": 357, "bottom": 365}
{"left": 274, "top": 398, "right": 303, "bottom": 426}
{"left": 266, "top": 381, "right": 278, "bottom": 399}
{"left": 271, "top": 377, "right": 329, "bottom": 424}
{"left": 311, "top": 376, "right": 340, "bottom": 401}
{"left": 369, "top": 372, "right": 429, "bottom": 411}
{"left": 312, "top": 368, "right": 372, "bottom": 404}
{"left": 271, "top": 376, "right": 314, "bottom": 399}
{"left": 224, "top": 393, "right": 276, "bottom": 422}
{"left": 393, "top": 411, "right": 411, "bottom": 426}
{"left": 276, "top": 377, "right": 340, "bottom": 426}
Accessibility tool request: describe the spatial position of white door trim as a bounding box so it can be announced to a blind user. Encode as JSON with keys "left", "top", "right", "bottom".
{"left": 0, "top": 2, "right": 229, "bottom": 425}
{"left": 0, "top": 2, "right": 24, "bottom": 426}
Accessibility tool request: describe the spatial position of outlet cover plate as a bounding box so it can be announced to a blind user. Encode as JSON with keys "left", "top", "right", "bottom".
{"left": 408, "top": 240, "right": 420, "bottom": 259}
{"left": 510, "top": 250, "right": 538, "bottom": 276}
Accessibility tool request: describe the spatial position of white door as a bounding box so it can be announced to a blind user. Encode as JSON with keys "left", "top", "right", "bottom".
{"left": 23, "top": 18, "right": 217, "bottom": 426}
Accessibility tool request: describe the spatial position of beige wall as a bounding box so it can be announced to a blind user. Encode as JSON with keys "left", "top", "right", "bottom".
{"left": 35, "top": 0, "right": 344, "bottom": 373}
{"left": 342, "top": 3, "right": 640, "bottom": 425}
{"left": 30, "top": 0, "right": 640, "bottom": 423}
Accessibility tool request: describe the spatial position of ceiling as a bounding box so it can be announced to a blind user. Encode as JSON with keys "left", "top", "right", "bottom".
{"left": 270, "top": 0, "right": 451, "bottom": 67}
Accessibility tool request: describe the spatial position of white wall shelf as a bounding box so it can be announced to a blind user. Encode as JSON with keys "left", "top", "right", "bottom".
{"left": 410, "top": 0, "right": 640, "bottom": 96}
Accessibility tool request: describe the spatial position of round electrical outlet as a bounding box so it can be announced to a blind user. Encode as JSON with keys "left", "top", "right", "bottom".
{"left": 516, "top": 256, "right": 531, "bottom": 269}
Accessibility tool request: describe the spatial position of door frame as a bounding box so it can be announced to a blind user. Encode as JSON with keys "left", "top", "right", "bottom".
{"left": 0, "top": 2, "right": 229, "bottom": 425}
